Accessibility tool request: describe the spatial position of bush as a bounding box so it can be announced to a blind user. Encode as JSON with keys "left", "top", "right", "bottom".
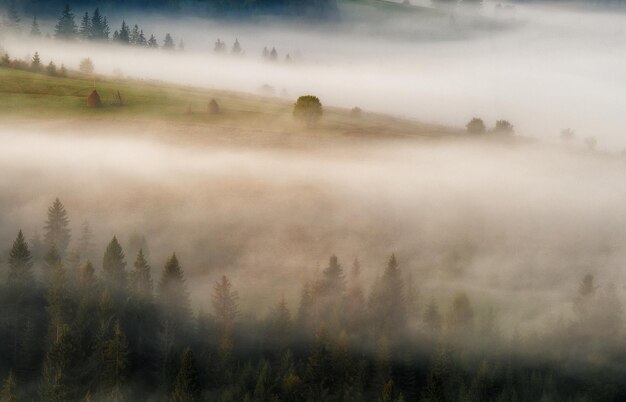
{"left": 494, "top": 120, "right": 514, "bottom": 134}
{"left": 466, "top": 117, "right": 486, "bottom": 134}
{"left": 208, "top": 99, "right": 220, "bottom": 114}
{"left": 46, "top": 62, "right": 57, "bottom": 76}
{"left": 79, "top": 58, "right": 94, "bottom": 74}
{"left": 293, "top": 95, "right": 323, "bottom": 128}
{"left": 584, "top": 136, "right": 597, "bottom": 151}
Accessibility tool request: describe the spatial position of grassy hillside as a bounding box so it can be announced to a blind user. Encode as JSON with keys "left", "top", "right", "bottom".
{"left": 0, "top": 66, "right": 457, "bottom": 145}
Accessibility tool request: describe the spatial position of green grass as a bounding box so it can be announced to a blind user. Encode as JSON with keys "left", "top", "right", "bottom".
{"left": 0, "top": 66, "right": 455, "bottom": 141}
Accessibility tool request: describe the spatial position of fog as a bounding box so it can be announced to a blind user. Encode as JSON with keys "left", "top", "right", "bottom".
{"left": 0, "top": 123, "right": 624, "bottom": 337}
{"left": 2, "top": 1, "right": 626, "bottom": 149}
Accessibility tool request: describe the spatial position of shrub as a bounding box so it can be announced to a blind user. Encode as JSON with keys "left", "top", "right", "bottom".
{"left": 466, "top": 117, "right": 486, "bottom": 134}
{"left": 46, "top": 61, "right": 57, "bottom": 76}
{"left": 584, "top": 136, "right": 597, "bottom": 151}
{"left": 560, "top": 128, "right": 575, "bottom": 142}
{"left": 293, "top": 95, "right": 323, "bottom": 128}
{"left": 79, "top": 58, "right": 94, "bottom": 74}
{"left": 494, "top": 120, "right": 514, "bottom": 134}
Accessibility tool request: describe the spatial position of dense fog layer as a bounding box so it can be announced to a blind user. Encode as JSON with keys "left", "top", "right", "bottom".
{"left": 0, "top": 126, "right": 624, "bottom": 335}
{"left": 2, "top": 1, "right": 626, "bottom": 149}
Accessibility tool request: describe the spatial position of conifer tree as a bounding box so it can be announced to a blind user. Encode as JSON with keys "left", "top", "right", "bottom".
{"left": 30, "top": 16, "right": 42, "bottom": 37}
{"left": 163, "top": 33, "right": 175, "bottom": 50}
{"left": 44, "top": 198, "right": 71, "bottom": 256}
{"left": 7, "top": 230, "right": 34, "bottom": 286}
{"left": 90, "top": 9, "right": 104, "bottom": 40}
{"left": 117, "top": 21, "right": 130, "bottom": 44}
{"left": 131, "top": 249, "right": 153, "bottom": 300}
{"left": 424, "top": 298, "right": 442, "bottom": 334}
{"left": 148, "top": 34, "right": 158, "bottom": 48}
{"left": 43, "top": 245, "right": 61, "bottom": 283}
{"left": 100, "top": 320, "right": 129, "bottom": 402}
{"left": 54, "top": 4, "right": 78, "bottom": 40}
{"left": 369, "top": 254, "right": 407, "bottom": 336}
{"left": 158, "top": 253, "right": 191, "bottom": 328}
{"left": 47, "top": 262, "right": 71, "bottom": 344}
{"left": 305, "top": 326, "right": 336, "bottom": 397}
{"left": 130, "top": 24, "right": 140, "bottom": 44}
{"left": 79, "top": 12, "right": 91, "bottom": 39}
{"left": 7, "top": 0, "right": 20, "bottom": 30}
{"left": 102, "top": 16, "right": 111, "bottom": 40}
{"left": 138, "top": 31, "right": 147, "bottom": 47}
{"left": 31, "top": 52, "right": 42, "bottom": 72}
{"left": 77, "top": 221, "right": 94, "bottom": 261}
{"left": 0, "top": 370, "right": 16, "bottom": 402}
{"left": 179, "top": 40, "right": 185, "bottom": 51}
{"left": 102, "top": 236, "right": 127, "bottom": 292}
{"left": 171, "top": 348, "right": 200, "bottom": 402}
{"left": 266, "top": 296, "right": 292, "bottom": 349}
{"left": 40, "top": 324, "right": 77, "bottom": 401}
{"left": 232, "top": 39, "right": 242, "bottom": 55}
{"left": 212, "top": 275, "right": 238, "bottom": 354}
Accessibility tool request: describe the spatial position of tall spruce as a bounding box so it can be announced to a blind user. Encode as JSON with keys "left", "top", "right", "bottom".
{"left": 102, "top": 236, "right": 127, "bottom": 292}
{"left": 131, "top": 249, "right": 153, "bottom": 300}
{"left": 30, "top": 16, "right": 41, "bottom": 37}
{"left": 117, "top": 21, "right": 130, "bottom": 44}
{"left": 79, "top": 12, "right": 91, "bottom": 39}
{"left": 54, "top": 4, "right": 78, "bottom": 40}
{"left": 171, "top": 348, "right": 200, "bottom": 402}
{"left": 369, "top": 254, "right": 407, "bottom": 336}
{"left": 44, "top": 198, "right": 71, "bottom": 255}
{"left": 100, "top": 320, "right": 129, "bottom": 402}
{"left": 212, "top": 275, "right": 238, "bottom": 354}
{"left": 7, "top": 230, "right": 34, "bottom": 286}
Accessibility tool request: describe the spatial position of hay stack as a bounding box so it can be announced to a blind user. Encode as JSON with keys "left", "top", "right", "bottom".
{"left": 208, "top": 99, "right": 220, "bottom": 114}
{"left": 87, "top": 90, "right": 102, "bottom": 108}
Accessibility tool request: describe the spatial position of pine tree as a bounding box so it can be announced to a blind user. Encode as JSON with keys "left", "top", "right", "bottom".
{"left": 77, "top": 221, "right": 94, "bottom": 261}
{"left": 7, "top": 0, "right": 20, "bottom": 30}
{"left": 0, "top": 370, "right": 17, "bottom": 402}
{"left": 90, "top": 8, "right": 105, "bottom": 40}
{"left": 117, "top": 21, "right": 130, "bottom": 44}
{"left": 103, "top": 17, "right": 111, "bottom": 40}
{"left": 424, "top": 298, "right": 442, "bottom": 334}
{"left": 7, "top": 230, "right": 34, "bottom": 286}
{"left": 266, "top": 296, "right": 292, "bottom": 349}
{"left": 46, "top": 61, "right": 58, "bottom": 76}
{"left": 232, "top": 39, "right": 242, "bottom": 55}
{"left": 179, "top": 40, "right": 185, "bottom": 51}
{"left": 254, "top": 360, "right": 273, "bottom": 400}
{"left": 30, "top": 16, "right": 42, "bottom": 37}
{"left": 79, "top": 12, "right": 91, "bottom": 39}
{"left": 171, "top": 348, "right": 200, "bottom": 402}
{"left": 47, "top": 262, "right": 71, "bottom": 344}
{"left": 40, "top": 324, "right": 77, "bottom": 402}
{"left": 54, "top": 4, "right": 78, "bottom": 40}
{"left": 369, "top": 254, "right": 407, "bottom": 336}
{"left": 163, "top": 33, "right": 175, "bottom": 50}
{"left": 43, "top": 245, "right": 61, "bottom": 283}
{"left": 44, "top": 198, "right": 71, "bottom": 256}
{"left": 130, "top": 24, "right": 140, "bottom": 45}
{"left": 131, "top": 249, "right": 153, "bottom": 300}
{"left": 447, "top": 292, "right": 474, "bottom": 337}
{"left": 100, "top": 320, "right": 129, "bottom": 402}
{"left": 305, "top": 326, "right": 336, "bottom": 396}
{"left": 148, "top": 34, "right": 158, "bottom": 48}
{"left": 31, "top": 52, "right": 42, "bottom": 72}
{"left": 138, "top": 31, "right": 147, "bottom": 47}
{"left": 158, "top": 253, "right": 191, "bottom": 329}
{"left": 212, "top": 275, "right": 238, "bottom": 354}
{"left": 102, "top": 236, "right": 127, "bottom": 292}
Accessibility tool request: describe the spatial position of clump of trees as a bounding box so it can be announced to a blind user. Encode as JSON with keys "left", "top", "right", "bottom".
{"left": 1, "top": 51, "right": 67, "bottom": 78}
{"left": 0, "top": 198, "right": 624, "bottom": 401}
{"left": 466, "top": 118, "right": 515, "bottom": 135}
{"left": 293, "top": 95, "right": 323, "bottom": 128}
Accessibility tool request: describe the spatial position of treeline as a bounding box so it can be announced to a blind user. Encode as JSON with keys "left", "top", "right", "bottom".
{"left": 0, "top": 198, "right": 625, "bottom": 401}
{"left": 0, "top": 0, "right": 337, "bottom": 19}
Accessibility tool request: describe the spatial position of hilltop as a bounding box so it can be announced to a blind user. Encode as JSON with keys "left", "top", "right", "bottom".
{"left": 0, "top": 66, "right": 460, "bottom": 148}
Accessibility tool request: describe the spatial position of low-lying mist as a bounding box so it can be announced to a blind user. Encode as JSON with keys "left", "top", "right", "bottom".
{"left": 1, "top": 126, "right": 625, "bottom": 336}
